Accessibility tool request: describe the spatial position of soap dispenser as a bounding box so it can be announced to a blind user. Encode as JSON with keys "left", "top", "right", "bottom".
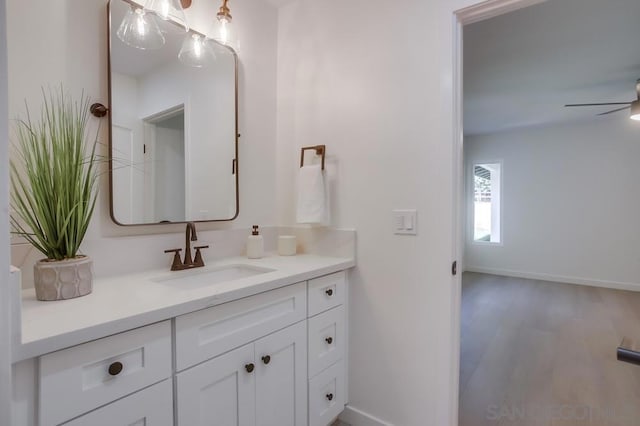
{"left": 247, "top": 225, "right": 264, "bottom": 259}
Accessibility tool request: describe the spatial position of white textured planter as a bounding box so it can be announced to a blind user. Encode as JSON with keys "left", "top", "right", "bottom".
{"left": 33, "top": 256, "right": 93, "bottom": 301}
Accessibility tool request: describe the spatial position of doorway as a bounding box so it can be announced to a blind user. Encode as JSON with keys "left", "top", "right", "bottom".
{"left": 143, "top": 105, "right": 186, "bottom": 222}
{"left": 453, "top": 0, "right": 640, "bottom": 424}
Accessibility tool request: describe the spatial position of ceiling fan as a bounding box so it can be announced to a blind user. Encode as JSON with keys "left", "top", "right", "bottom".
{"left": 564, "top": 79, "right": 640, "bottom": 121}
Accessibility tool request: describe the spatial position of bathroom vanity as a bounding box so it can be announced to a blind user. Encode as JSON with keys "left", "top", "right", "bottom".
{"left": 11, "top": 254, "right": 354, "bottom": 426}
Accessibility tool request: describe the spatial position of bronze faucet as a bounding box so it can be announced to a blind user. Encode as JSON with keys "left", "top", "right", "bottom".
{"left": 164, "top": 222, "right": 209, "bottom": 271}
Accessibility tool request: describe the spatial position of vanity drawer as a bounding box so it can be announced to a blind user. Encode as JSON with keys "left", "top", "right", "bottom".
{"left": 39, "top": 321, "right": 171, "bottom": 426}
{"left": 175, "top": 282, "right": 306, "bottom": 370}
{"left": 308, "top": 360, "right": 345, "bottom": 426}
{"left": 62, "top": 379, "right": 173, "bottom": 426}
{"left": 308, "top": 271, "right": 346, "bottom": 317}
{"left": 308, "top": 306, "right": 345, "bottom": 377}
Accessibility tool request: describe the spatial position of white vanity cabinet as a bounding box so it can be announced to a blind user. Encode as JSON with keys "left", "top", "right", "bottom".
{"left": 14, "top": 267, "right": 351, "bottom": 426}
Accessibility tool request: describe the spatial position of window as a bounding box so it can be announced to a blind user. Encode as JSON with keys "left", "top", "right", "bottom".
{"left": 473, "top": 162, "right": 501, "bottom": 243}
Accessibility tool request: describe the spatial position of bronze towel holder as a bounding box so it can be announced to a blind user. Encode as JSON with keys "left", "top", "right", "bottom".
{"left": 300, "top": 145, "right": 326, "bottom": 170}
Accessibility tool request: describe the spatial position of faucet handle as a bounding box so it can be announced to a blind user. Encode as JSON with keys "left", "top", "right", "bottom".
{"left": 193, "top": 245, "right": 209, "bottom": 267}
{"left": 164, "top": 248, "right": 183, "bottom": 271}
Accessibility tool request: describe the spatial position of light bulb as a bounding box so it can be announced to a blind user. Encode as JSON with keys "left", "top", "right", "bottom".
{"left": 219, "top": 20, "right": 228, "bottom": 45}
{"left": 193, "top": 34, "right": 202, "bottom": 57}
{"left": 135, "top": 9, "right": 147, "bottom": 36}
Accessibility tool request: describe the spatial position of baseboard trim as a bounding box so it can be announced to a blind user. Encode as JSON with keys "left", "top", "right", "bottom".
{"left": 339, "top": 405, "right": 394, "bottom": 426}
{"left": 465, "top": 266, "right": 640, "bottom": 292}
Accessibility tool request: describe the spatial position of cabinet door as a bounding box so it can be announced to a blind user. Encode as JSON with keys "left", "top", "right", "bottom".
{"left": 254, "top": 321, "right": 307, "bottom": 426}
{"left": 63, "top": 379, "right": 173, "bottom": 426}
{"left": 176, "top": 343, "right": 255, "bottom": 426}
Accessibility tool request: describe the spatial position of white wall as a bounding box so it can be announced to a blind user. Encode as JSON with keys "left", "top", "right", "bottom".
{"left": 465, "top": 115, "right": 640, "bottom": 289}
{"left": 0, "top": 0, "right": 12, "bottom": 422}
{"left": 8, "top": 0, "right": 278, "bottom": 283}
{"left": 275, "top": 0, "right": 481, "bottom": 424}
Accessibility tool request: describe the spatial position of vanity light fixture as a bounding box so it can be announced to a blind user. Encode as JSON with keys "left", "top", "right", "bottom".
{"left": 116, "top": 5, "right": 165, "bottom": 50}
{"left": 116, "top": 0, "right": 235, "bottom": 64}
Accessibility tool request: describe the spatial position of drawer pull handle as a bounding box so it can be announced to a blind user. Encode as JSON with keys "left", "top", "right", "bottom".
{"left": 326, "top": 393, "right": 334, "bottom": 401}
{"left": 108, "top": 361, "right": 123, "bottom": 376}
{"left": 245, "top": 363, "right": 255, "bottom": 373}
{"left": 325, "top": 288, "right": 334, "bottom": 296}
{"left": 262, "top": 355, "right": 271, "bottom": 365}
{"left": 325, "top": 337, "right": 333, "bottom": 344}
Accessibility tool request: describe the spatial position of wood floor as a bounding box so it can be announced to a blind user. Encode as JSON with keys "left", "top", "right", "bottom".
{"left": 459, "top": 272, "right": 640, "bottom": 426}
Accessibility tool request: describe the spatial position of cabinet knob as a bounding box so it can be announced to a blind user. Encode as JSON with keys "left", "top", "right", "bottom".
{"left": 325, "top": 288, "right": 334, "bottom": 296}
{"left": 108, "top": 361, "right": 123, "bottom": 376}
{"left": 245, "top": 363, "right": 255, "bottom": 373}
{"left": 262, "top": 355, "right": 271, "bottom": 365}
{"left": 325, "top": 337, "right": 333, "bottom": 345}
{"left": 326, "top": 393, "right": 334, "bottom": 401}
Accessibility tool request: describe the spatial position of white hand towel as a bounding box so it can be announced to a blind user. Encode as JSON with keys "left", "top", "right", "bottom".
{"left": 296, "top": 164, "right": 330, "bottom": 225}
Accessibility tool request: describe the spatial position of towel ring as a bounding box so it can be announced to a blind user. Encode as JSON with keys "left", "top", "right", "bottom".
{"left": 300, "top": 145, "right": 326, "bottom": 170}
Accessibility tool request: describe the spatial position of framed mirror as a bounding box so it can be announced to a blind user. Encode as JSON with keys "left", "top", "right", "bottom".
{"left": 108, "top": 0, "right": 238, "bottom": 225}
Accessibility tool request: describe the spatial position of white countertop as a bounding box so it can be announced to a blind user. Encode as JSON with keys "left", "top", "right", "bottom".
{"left": 15, "top": 253, "right": 354, "bottom": 361}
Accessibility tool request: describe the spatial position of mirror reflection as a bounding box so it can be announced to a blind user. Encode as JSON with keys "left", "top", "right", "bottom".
{"left": 109, "top": 0, "right": 238, "bottom": 225}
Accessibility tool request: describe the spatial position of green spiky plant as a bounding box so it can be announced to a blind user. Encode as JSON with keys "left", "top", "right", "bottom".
{"left": 10, "top": 87, "right": 99, "bottom": 261}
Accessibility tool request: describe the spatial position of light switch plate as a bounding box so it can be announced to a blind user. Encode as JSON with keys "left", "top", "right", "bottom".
{"left": 393, "top": 209, "right": 418, "bottom": 235}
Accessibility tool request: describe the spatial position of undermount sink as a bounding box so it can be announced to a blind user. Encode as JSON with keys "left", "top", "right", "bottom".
{"left": 151, "top": 264, "right": 275, "bottom": 289}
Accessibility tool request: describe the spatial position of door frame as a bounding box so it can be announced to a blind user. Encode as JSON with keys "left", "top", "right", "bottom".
{"left": 447, "top": 0, "right": 547, "bottom": 424}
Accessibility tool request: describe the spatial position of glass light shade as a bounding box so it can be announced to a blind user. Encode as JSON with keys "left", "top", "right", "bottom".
{"left": 631, "top": 100, "right": 640, "bottom": 121}
{"left": 145, "top": 0, "right": 189, "bottom": 31}
{"left": 209, "top": 18, "right": 237, "bottom": 50}
{"left": 117, "top": 7, "right": 165, "bottom": 50}
{"left": 178, "top": 34, "right": 216, "bottom": 67}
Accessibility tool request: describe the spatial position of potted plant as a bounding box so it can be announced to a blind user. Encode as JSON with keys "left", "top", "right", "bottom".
{"left": 10, "top": 87, "right": 99, "bottom": 301}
